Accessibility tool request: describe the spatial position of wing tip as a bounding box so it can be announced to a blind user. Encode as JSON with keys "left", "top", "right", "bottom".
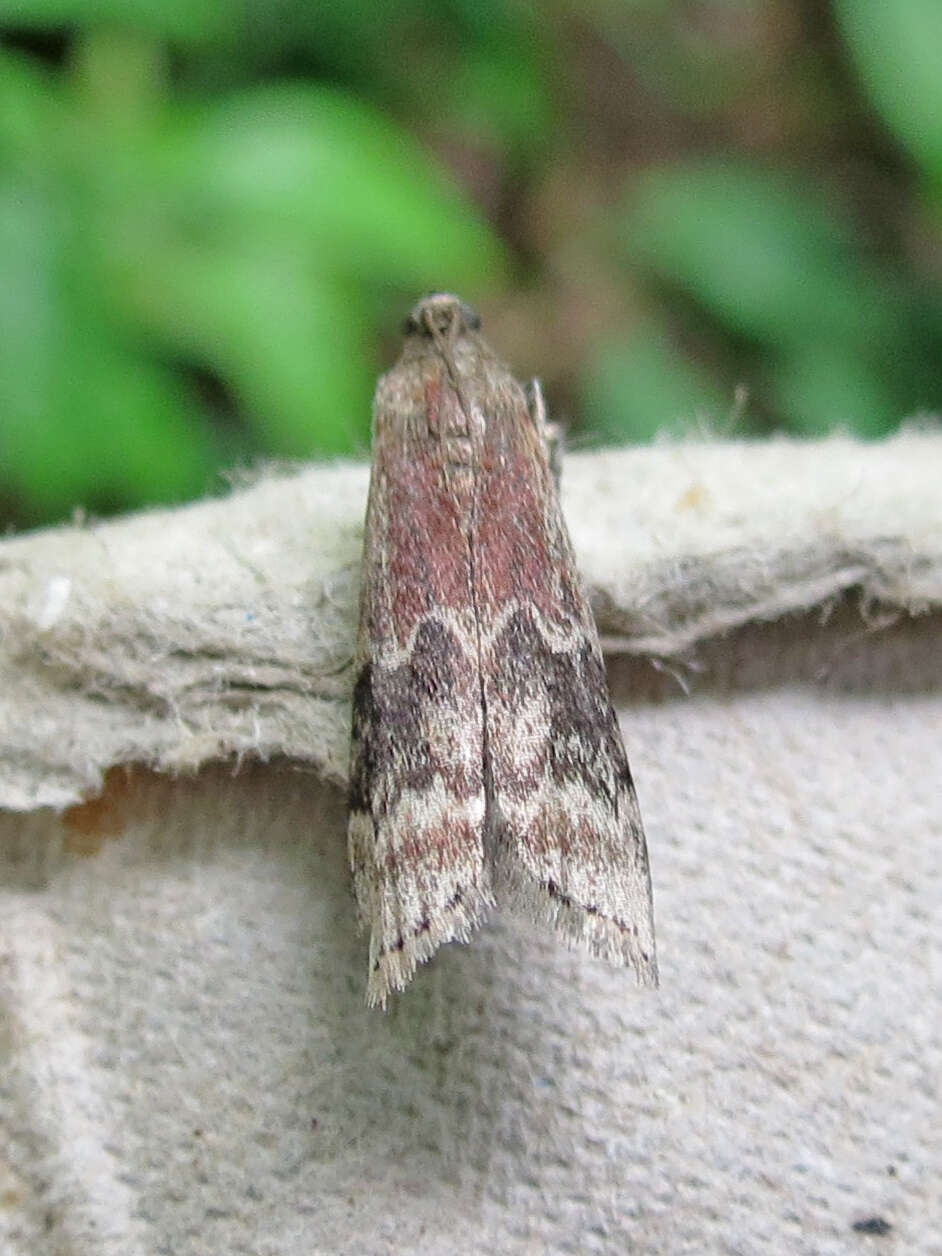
{"left": 364, "top": 887, "right": 494, "bottom": 1009}
{"left": 498, "top": 871, "right": 659, "bottom": 989}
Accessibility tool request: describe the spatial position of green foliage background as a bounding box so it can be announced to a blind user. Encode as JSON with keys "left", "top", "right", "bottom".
{"left": 2, "top": 0, "right": 942, "bottom": 525}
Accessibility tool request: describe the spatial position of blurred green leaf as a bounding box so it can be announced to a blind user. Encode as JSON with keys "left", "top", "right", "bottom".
{"left": 0, "top": 49, "right": 64, "bottom": 165}
{"left": 834, "top": 0, "right": 942, "bottom": 183}
{"left": 198, "top": 0, "right": 552, "bottom": 158}
{"left": 0, "top": 46, "right": 505, "bottom": 518}
{"left": 772, "top": 344, "right": 897, "bottom": 438}
{"left": 161, "top": 86, "right": 505, "bottom": 289}
{"left": 450, "top": 40, "right": 552, "bottom": 151}
{"left": 0, "top": 178, "right": 216, "bottom": 517}
{"left": 123, "top": 242, "right": 376, "bottom": 456}
{"left": 0, "top": 0, "right": 231, "bottom": 43}
{"left": 100, "top": 84, "right": 506, "bottom": 454}
{"left": 620, "top": 158, "right": 942, "bottom": 436}
{"left": 626, "top": 162, "right": 897, "bottom": 351}
{"left": 580, "top": 323, "right": 729, "bottom": 442}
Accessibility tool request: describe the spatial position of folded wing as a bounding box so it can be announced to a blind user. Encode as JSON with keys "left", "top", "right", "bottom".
{"left": 474, "top": 384, "right": 657, "bottom": 985}
{"left": 348, "top": 367, "right": 491, "bottom": 1007}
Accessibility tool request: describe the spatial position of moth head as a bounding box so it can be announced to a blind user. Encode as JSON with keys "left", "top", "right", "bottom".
{"left": 403, "top": 293, "right": 482, "bottom": 340}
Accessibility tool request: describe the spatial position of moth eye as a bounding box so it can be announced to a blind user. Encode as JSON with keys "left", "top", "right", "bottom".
{"left": 402, "top": 314, "right": 422, "bottom": 335}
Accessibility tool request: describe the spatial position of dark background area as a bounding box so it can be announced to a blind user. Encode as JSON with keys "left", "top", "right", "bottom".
{"left": 3, "top": 0, "right": 942, "bottom": 527}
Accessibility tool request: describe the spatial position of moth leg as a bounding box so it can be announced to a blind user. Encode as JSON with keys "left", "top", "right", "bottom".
{"left": 528, "top": 378, "right": 563, "bottom": 487}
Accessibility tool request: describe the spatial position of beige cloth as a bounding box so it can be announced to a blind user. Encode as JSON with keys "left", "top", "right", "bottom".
{"left": 1, "top": 432, "right": 940, "bottom": 1254}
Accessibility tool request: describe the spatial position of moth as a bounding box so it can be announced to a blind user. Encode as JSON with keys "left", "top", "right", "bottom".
{"left": 349, "top": 293, "right": 657, "bottom": 1006}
